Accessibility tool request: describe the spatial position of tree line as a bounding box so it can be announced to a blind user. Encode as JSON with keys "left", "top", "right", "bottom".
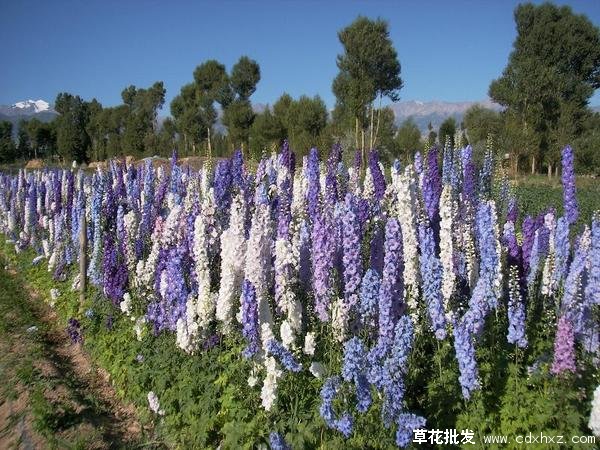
{"left": 1, "top": 2, "right": 600, "bottom": 174}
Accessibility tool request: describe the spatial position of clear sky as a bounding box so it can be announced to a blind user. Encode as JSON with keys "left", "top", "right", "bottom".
{"left": 1, "top": 0, "right": 600, "bottom": 110}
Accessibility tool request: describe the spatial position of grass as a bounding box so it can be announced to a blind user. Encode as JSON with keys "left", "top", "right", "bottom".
{"left": 0, "top": 252, "right": 154, "bottom": 450}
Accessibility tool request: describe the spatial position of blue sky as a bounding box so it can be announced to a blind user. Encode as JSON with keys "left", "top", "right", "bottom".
{"left": 1, "top": 0, "right": 600, "bottom": 110}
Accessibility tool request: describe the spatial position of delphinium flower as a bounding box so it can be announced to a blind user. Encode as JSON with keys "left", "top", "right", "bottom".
{"left": 123, "top": 210, "right": 139, "bottom": 274}
{"left": 461, "top": 146, "right": 477, "bottom": 205}
{"left": 67, "top": 318, "right": 83, "bottom": 344}
{"left": 359, "top": 268, "right": 381, "bottom": 330}
{"left": 342, "top": 337, "right": 371, "bottom": 412}
{"left": 379, "top": 218, "right": 403, "bottom": 343}
{"left": 193, "top": 213, "right": 214, "bottom": 332}
{"left": 102, "top": 231, "right": 128, "bottom": 304}
{"left": 368, "top": 149, "right": 386, "bottom": 203}
{"left": 588, "top": 385, "right": 600, "bottom": 437}
{"left": 274, "top": 162, "right": 302, "bottom": 337}
{"left": 159, "top": 244, "right": 189, "bottom": 332}
{"left": 550, "top": 315, "right": 576, "bottom": 375}
{"left": 478, "top": 148, "right": 494, "bottom": 200}
{"left": 422, "top": 146, "right": 441, "bottom": 223}
{"left": 147, "top": 391, "right": 165, "bottom": 416}
{"left": 467, "top": 201, "right": 502, "bottom": 334}
{"left": 561, "top": 145, "right": 578, "bottom": 225}
{"left": 507, "top": 265, "right": 527, "bottom": 348}
{"left": 140, "top": 160, "right": 155, "bottom": 241}
{"left": 541, "top": 213, "right": 557, "bottom": 296}
{"left": 453, "top": 316, "right": 480, "bottom": 399}
{"left": 418, "top": 222, "right": 447, "bottom": 339}
{"left": 87, "top": 172, "right": 104, "bottom": 286}
{"left": 369, "top": 224, "right": 384, "bottom": 275}
{"left": 214, "top": 159, "right": 232, "bottom": 227}
{"left": 585, "top": 216, "right": 600, "bottom": 305}
{"left": 306, "top": 147, "right": 321, "bottom": 224}
{"left": 396, "top": 167, "right": 420, "bottom": 310}
{"left": 261, "top": 354, "right": 283, "bottom": 411}
{"left": 442, "top": 144, "right": 454, "bottom": 186}
{"left": 320, "top": 376, "right": 354, "bottom": 438}
{"left": 313, "top": 210, "right": 335, "bottom": 321}
{"left": 526, "top": 230, "right": 541, "bottom": 288}
{"left": 395, "top": 413, "right": 427, "bottom": 448}
{"left": 336, "top": 160, "right": 349, "bottom": 202}
{"left": 230, "top": 149, "right": 245, "bottom": 190}
{"left": 266, "top": 339, "right": 302, "bottom": 372}
{"left": 562, "top": 226, "right": 591, "bottom": 333}
{"left": 380, "top": 316, "right": 414, "bottom": 427}
{"left": 439, "top": 184, "right": 456, "bottom": 318}
{"left": 240, "top": 280, "right": 260, "bottom": 358}
{"left": 342, "top": 193, "right": 362, "bottom": 311}
{"left": 244, "top": 200, "right": 274, "bottom": 328}
{"left": 521, "top": 216, "right": 536, "bottom": 273}
{"left": 269, "top": 432, "right": 291, "bottom": 450}
{"left": 362, "top": 167, "right": 375, "bottom": 203}
{"left": 216, "top": 195, "right": 247, "bottom": 333}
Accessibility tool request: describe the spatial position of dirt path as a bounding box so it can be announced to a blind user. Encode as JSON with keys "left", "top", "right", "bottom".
{"left": 0, "top": 262, "right": 155, "bottom": 449}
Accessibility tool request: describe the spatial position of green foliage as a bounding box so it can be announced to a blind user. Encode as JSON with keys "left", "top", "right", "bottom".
{"left": 395, "top": 118, "right": 423, "bottom": 161}
{"left": 54, "top": 92, "right": 92, "bottom": 163}
{"left": 489, "top": 2, "right": 600, "bottom": 174}
{"left": 438, "top": 116, "right": 456, "bottom": 149}
{"left": 0, "top": 120, "right": 16, "bottom": 163}
{"left": 333, "top": 16, "right": 402, "bottom": 148}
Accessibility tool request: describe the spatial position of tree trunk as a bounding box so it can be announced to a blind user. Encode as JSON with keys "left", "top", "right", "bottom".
{"left": 547, "top": 164, "right": 552, "bottom": 179}
{"left": 355, "top": 117, "right": 359, "bottom": 151}
{"left": 369, "top": 104, "right": 374, "bottom": 149}
{"left": 361, "top": 129, "right": 365, "bottom": 171}
{"left": 555, "top": 165, "right": 559, "bottom": 178}
{"left": 531, "top": 155, "right": 536, "bottom": 175}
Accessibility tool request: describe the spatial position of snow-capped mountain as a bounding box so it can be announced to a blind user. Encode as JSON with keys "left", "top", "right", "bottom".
{"left": 0, "top": 99, "right": 58, "bottom": 137}
{"left": 1, "top": 99, "right": 52, "bottom": 116}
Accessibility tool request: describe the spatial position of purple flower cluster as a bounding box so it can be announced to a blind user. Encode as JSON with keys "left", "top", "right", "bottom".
{"left": 342, "top": 337, "right": 372, "bottom": 412}
{"left": 379, "top": 218, "right": 403, "bottom": 344}
{"left": 453, "top": 317, "right": 479, "bottom": 399}
{"left": 67, "top": 318, "right": 83, "bottom": 344}
{"left": 240, "top": 280, "right": 259, "bottom": 358}
{"left": 418, "top": 222, "right": 446, "bottom": 339}
{"left": 319, "top": 376, "right": 354, "bottom": 438}
{"left": 269, "top": 432, "right": 291, "bottom": 450}
{"left": 561, "top": 145, "right": 579, "bottom": 225}
{"left": 368, "top": 149, "right": 386, "bottom": 202}
{"left": 342, "top": 194, "right": 362, "bottom": 308}
{"left": 312, "top": 211, "right": 334, "bottom": 321}
{"left": 266, "top": 339, "right": 302, "bottom": 372}
{"left": 423, "top": 147, "right": 442, "bottom": 222}
{"left": 551, "top": 315, "right": 576, "bottom": 375}
{"left": 359, "top": 269, "right": 381, "bottom": 329}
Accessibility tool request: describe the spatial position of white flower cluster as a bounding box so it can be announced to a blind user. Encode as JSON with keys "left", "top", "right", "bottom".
{"left": 396, "top": 166, "right": 420, "bottom": 316}
{"left": 216, "top": 195, "right": 247, "bottom": 332}
{"left": 244, "top": 203, "right": 274, "bottom": 327}
{"left": 147, "top": 391, "right": 165, "bottom": 416}
{"left": 439, "top": 184, "right": 456, "bottom": 318}
{"left": 541, "top": 212, "right": 556, "bottom": 296}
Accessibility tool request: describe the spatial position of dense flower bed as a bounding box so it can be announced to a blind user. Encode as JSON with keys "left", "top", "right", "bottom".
{"left": 1, "top": 143, "right": 599, "bottom": 447}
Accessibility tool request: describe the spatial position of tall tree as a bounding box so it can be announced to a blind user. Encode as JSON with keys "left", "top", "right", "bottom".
{"left": 222, "top": 56, "right": 261, "bottom": 150}
{"left": 438, "top": 117, "right": 457, "bottom": 149}
{"left": 332, "top": 16, "right": 402, "bottom": 151}
{"left": 0, "top": 121, "right": 15, "bottom": 163}
{"left": 489, "top": 2, "right": 600, "bottom": 174}
{"left": 396, "top": 118, "right": 423, "bottom": 161}
{"left": 54, "top": 93, "right": 91, "bottom": 163}
{"left": 121, "top": 82, "right": 166, "bottom": 157}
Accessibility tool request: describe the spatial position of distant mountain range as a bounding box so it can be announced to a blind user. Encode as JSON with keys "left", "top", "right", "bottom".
{"left": 2, "top": 98, "right": 600, "bottom": 139}
{"left": 0, "top": 99, "right": 58, "bottom": 137}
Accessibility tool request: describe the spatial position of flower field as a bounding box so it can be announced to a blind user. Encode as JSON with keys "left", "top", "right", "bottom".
{"left": 1, "top": 143, "right": 599, "bottom": 448}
